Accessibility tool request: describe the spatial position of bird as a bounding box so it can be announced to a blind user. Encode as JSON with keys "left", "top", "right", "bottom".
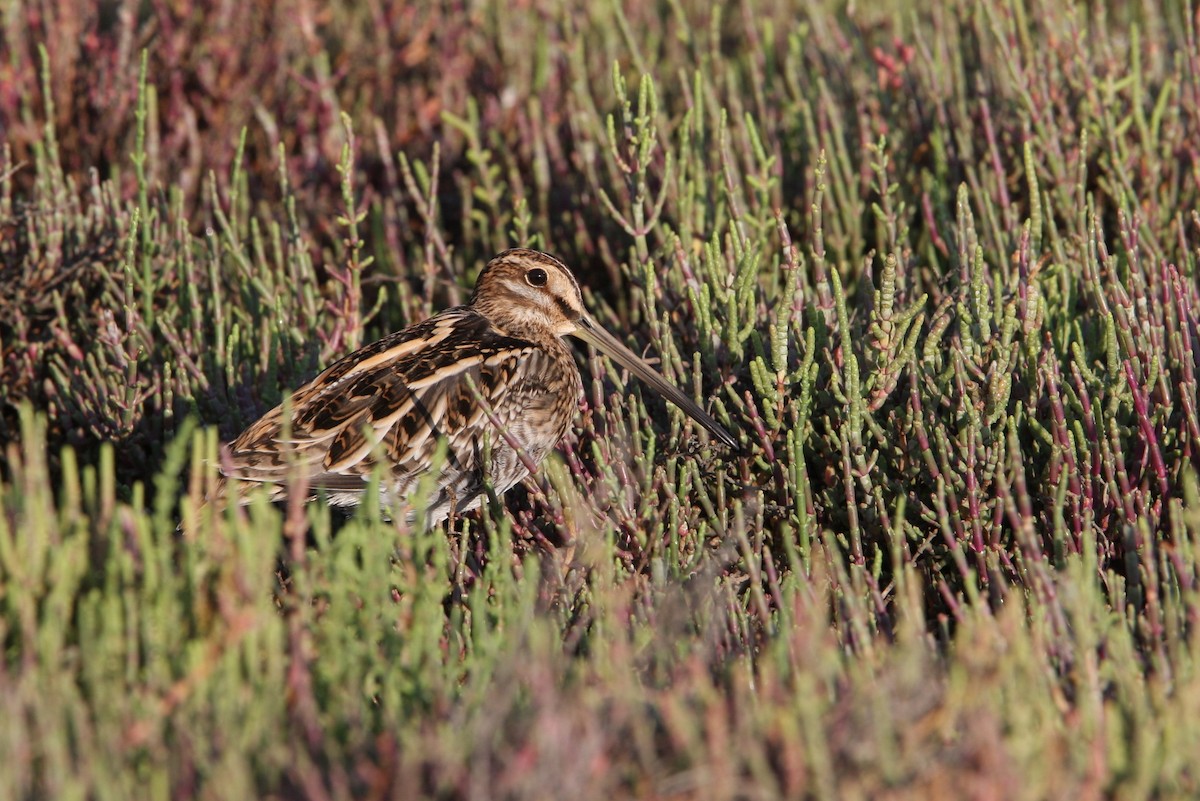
{"left": 213, "top": 248, "right": 737, "bottom": 525}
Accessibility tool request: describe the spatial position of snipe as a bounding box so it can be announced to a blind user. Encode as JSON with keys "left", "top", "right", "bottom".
{"left": 215, "top": 248, "right": 736, "bottom": 524}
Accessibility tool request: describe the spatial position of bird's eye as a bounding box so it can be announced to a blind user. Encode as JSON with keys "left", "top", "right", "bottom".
{"left": 526, "top": 267, "right": 548, "bottom": 287}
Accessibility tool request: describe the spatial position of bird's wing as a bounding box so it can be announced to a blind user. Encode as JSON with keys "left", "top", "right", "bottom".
{"left": 220, "top": 307, "right": 542, "bottom": 504}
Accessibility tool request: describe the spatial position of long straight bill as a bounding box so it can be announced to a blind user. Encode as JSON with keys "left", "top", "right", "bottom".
{"left": 573, "top": 314, "right": 738, "bottom": 449}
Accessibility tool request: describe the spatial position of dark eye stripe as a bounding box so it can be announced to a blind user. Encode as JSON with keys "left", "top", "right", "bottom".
{"left": 553, "top": 294, "right": 579, "bottom": 322}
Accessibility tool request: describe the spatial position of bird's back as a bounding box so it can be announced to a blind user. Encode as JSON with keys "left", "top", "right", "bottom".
{"left": 217, "top": 306, "right": 582, "bottom": 523}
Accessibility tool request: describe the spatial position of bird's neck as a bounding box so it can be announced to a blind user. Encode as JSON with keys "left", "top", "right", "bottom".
{"left": 472, "top": 301, "right": 562, "bottom": 345}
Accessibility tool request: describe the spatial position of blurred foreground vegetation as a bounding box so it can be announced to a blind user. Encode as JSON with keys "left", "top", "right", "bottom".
{"left": 2, "top": 0, "right": 1200, "bottom": 798}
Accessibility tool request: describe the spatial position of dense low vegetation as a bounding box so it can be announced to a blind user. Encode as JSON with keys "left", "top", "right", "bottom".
{"left": 2, "top": 0, "right": 1199, "bottom": 798}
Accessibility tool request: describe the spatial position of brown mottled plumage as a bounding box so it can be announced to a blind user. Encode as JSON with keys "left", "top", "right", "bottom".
{"left": 215, "top": 249, "right": 736, "bottom": 524}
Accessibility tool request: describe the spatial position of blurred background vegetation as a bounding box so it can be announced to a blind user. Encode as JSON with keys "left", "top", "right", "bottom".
{"left": 2, "top": 0, "right": 1200, "bottom": 798}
